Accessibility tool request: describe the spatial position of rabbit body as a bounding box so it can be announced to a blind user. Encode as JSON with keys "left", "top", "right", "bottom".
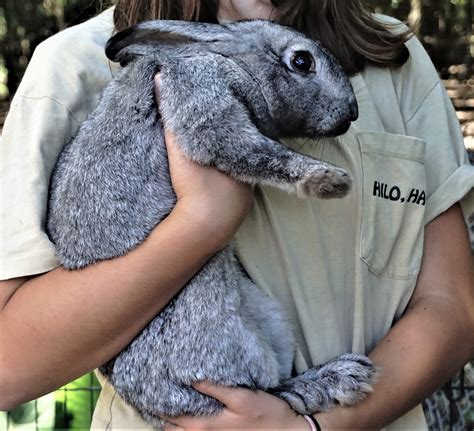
{"left": 47, "top": 20, "right": 376, "bottom": 427}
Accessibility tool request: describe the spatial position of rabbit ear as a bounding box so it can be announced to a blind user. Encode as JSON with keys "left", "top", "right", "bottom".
{"left": 106, "top": 20, "right": 234, "bottom": 64}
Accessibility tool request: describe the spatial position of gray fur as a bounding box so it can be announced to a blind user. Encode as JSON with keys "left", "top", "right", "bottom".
{"left": 47, "top": 20, "right": 375, "bottom": 427}
{"left": 467, "top": 212, "right": 474, "bottom": 252}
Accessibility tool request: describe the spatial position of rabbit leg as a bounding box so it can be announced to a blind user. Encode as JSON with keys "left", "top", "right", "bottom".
{"left": 218, "top": 133, "right": 352, "bottom": 199}
{"left": 270, "top": 354, "right": 377, "bottom": 415}
{"left": 182, "top": 122, "right": 351, "bottom": 200}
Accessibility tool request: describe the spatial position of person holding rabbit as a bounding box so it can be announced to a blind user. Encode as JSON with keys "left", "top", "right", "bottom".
{"left": 0, "top": 1, "right": 473, "bottom": 430}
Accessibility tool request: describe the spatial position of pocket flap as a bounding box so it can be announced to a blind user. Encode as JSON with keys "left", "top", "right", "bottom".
{"left": 359, "top": 131, "right": 426, "bottom": 163}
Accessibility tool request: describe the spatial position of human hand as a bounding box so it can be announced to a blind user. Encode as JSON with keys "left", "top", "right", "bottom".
{"left": 154, "top": 75, "right": 252, "bottom": 249}
{"left": 163, "top": 382, "right": 311, "bottom": 430}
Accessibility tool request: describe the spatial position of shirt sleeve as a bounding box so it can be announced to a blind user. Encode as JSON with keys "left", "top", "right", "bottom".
{"left": 405, "top": 80, "right": 474, "bottom": 226}
{"left": 0, "top": 15, "right": 114, "bottom": 281}
{"left": 0, "top": 95, "right": 80, "bottom": 280}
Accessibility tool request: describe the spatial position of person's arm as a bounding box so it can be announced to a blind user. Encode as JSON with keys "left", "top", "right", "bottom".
{"left": 161, "top": 204, "right": 474, "bottom": 431}
{"left": 0, "top": 130, "right": 252, "bottom": 411}
{"left": 313, "top": 203, "right": 474, "bottom": 429}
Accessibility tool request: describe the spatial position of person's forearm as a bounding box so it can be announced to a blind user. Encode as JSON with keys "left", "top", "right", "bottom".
{"left": 315, "top": 296, "right": 473, "bottom": 429}
{"left": 0, "top": 203, "right": 226, "bottom": 410}
{"left": 315, "top": 205, "right": 474, "bottom": 429}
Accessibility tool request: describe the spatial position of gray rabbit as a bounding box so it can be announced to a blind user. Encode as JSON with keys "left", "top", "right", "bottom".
{"left": 47, "top": 19, "right": 376, "bottom": 428}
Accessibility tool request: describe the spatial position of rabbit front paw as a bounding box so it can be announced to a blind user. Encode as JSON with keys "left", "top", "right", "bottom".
{"left": 296, "top": 166, "right": 352, "bottom": 199}
{"left": 272, "top": 353, "right": 377, "bottom": 415}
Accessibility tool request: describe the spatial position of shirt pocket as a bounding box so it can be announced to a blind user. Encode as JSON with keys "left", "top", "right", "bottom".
{"left": 358, "top": 131, "right": 427, "bottom": 279}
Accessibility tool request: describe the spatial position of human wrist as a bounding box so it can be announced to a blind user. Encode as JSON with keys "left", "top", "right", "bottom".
{"left": 288, "top": 413, "right": 314, "bottom": 430}
{"left": 314, "top": 407, "right": 374, "bottom": 430}
{"left": 303, "top": 414, "right": 322, "bottom": 431}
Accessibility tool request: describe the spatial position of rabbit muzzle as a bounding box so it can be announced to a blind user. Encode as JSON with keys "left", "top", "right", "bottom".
{"left": 323, "top": 99, "right": 359, "bottom": 137}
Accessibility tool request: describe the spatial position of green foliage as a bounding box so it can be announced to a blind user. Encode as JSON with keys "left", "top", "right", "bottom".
{"left": 54, "top": 373, "right": 100, "bottom": 430}
{"left": 0, "top": 0, "right": 104, "bottom": 98}
{"left": 0, "top": 394, "right": 55, "bottom": 430}
{"left": 364, "top": 0, "right": 472, "bottom": 75}
{"left": 1, "top": 373, "right": 100, "bottom": 431}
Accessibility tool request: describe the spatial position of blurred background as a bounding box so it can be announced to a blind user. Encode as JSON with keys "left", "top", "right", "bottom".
{"left": 0, "top": 0, "right": 472, "bottom": 150}
{"left": 0, "top": 0, "right": 472, "bottom": 430}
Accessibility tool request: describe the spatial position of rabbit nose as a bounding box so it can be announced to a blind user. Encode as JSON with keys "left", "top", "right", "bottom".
{"left": 333, "top": 120, "right": 352, "bottom": 136}
{"left": 349, "top": 101, "right": 359, "bottom": 122}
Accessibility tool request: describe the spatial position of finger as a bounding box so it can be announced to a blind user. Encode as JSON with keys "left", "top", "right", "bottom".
{"left": 162, "top": 411, "right": 233, "bottom": 430}
{"left": 161, "top": 416, "right": 186, "bottom": 431}
{"left": 163, "top": 423, "right": 185, "bottom": 431}
{"left": 162, "top": 129, "right": 182, "bottom": 156}
{"left": 192, "top": 382, "right": 258, "bottom": 414}
{"left": 154, "top": 73, "right": 162, "bottom": 99}
{"left": 162, "top": 126, "right": 175, "bottom": 149}
{"left": 152, "top": 75, "right": 184, "bottom": 156}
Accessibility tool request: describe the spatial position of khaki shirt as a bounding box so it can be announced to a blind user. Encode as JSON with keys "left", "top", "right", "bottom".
{"left": 1, "top": 8, "right": 473, "bottom": 430}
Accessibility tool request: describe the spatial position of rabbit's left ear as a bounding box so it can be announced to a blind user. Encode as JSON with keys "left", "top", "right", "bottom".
{"left": 106, "top": 20, "right": 234, "bottom": 64}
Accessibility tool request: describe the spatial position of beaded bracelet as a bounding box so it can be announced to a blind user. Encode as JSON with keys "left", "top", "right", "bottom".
{"left": 303, "top": 414, "right": 322, "bottom": 431}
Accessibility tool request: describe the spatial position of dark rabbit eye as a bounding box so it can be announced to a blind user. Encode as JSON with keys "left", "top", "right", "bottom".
{"left": 290, "top": 51, "right": 315, "bottom": 72}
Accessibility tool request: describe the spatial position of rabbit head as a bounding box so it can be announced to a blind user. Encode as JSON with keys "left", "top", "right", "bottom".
{"left": 106, "top": 19, "right": 358, "bottom": 140}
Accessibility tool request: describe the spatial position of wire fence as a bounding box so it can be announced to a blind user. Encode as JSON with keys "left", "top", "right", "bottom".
{"left": 1, "top": 373, "right": 100, "bottom": 431}
{"left": 423, "top": 362, "right": 474, "bottom": 431}
{"left": 2, "top": 363, "right": 472, "bottom": 430}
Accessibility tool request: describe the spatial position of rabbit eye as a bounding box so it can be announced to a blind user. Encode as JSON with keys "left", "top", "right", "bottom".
{"left": 290, "top": 51, "right": 315, "bottom": 72}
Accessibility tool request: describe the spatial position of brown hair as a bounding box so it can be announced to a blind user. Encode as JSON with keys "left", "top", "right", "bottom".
{"left": 112, "top": 0, "right": 411, "bottom": 74}
{"left": 113, "top": 0, "right": 219, "bottom": 31}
